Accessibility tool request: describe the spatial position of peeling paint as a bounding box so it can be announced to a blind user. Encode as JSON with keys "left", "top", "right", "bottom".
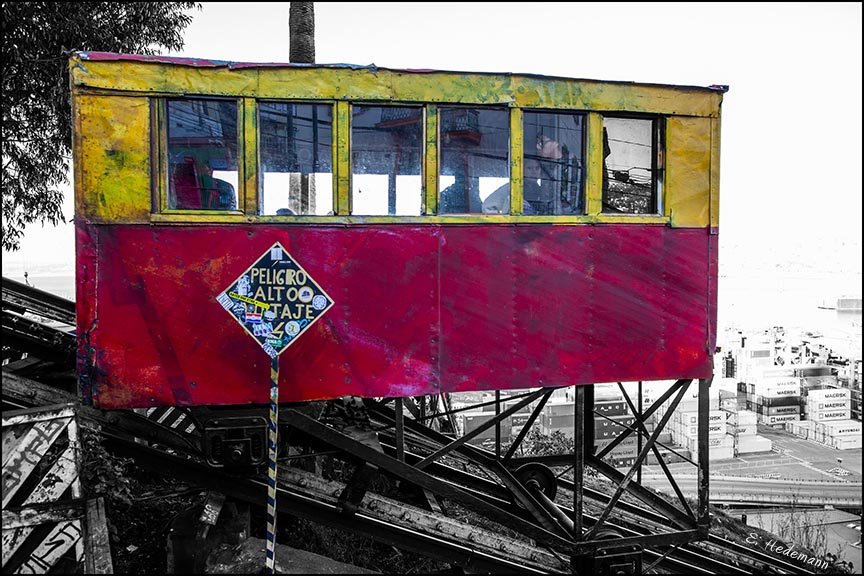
{"left": 71, "top": 52, "right": 723, "bottom": 410}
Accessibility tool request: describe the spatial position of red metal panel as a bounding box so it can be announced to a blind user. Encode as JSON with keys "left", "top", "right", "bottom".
{"left": 439, "top": 226, "right": 715, "bottom": 392}
{"left": 76, "top": 223, "right": 715, "bottom": 408}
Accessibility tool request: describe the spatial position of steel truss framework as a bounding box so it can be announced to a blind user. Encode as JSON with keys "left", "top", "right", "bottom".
{"left": 3, "top": 277, "right": 824, "bottom": 575}
{"left": 268, "top": 377, "right": 713, "bottom": 573}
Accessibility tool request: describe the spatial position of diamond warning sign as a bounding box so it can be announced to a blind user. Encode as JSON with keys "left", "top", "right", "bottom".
{"left": 216, "top": 242, "right": 334, "bottom": 357}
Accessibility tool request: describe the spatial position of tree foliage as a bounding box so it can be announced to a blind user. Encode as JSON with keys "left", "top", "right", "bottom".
{"left": 516, "top": 427, "right": 574, "bottom": 457}
{"left": 2, "top": 2, "right": 200, "bottom": 251}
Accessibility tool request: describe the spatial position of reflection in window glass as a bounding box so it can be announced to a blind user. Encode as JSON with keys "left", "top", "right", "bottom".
{"left": 519, "top": 111, "right": 586, "bottom": 215}
{"left": 440, "top": 107, "right": 509, "bottom": 214}
{"left": 259, "top": 103, "right": 333, "bottom": 215}
{"left": 602, "top": 117, "right": 661, "bottom": 214}
{"left": 167, "top": 99, "right": 238, "bottom": 210}
{"left": 351, "top": 106, "right": 423, "bottom": 216}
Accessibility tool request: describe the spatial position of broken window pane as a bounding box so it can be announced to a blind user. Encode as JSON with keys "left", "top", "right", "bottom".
{"left": 167, "top": 99, "right": 239, "bottom": 210}
{"left": 259, "top": 102, "right": 333, "bottom": 216}
{"left": 439, "top": 107, "right": 509, "bottom": 214}
{"left": 351, "top": 106, "right": 423, "bottom": 216}
{"left": 602, "top": 116, "right": 662, "bottom": 214}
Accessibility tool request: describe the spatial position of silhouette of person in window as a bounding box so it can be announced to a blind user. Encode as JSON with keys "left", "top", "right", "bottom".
{"left": 440, "top": 171, "right": 482, "bottom": 214}
{"left": 201, "top": 163, "right": 236, "bottom": 210}
{"left": 482, "top": 134, "right": 563, "bottom": 215}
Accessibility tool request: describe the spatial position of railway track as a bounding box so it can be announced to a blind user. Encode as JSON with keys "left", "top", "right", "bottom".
{"left": 2, "top": 275, "right": 823, "bottom": 574}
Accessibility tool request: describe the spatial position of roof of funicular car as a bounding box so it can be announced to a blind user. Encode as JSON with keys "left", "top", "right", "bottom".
{"left": 75, "top": 51, "right": 729, "bottom": 94}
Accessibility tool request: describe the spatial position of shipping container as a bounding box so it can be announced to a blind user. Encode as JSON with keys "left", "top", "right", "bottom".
{"left": 831, "top": 436, "right": 863, "bottom": 450}
{"left": 755, "top": 395, "right": 801, "bottom": 408}
{"left": 820, "top": 420, "right": 861, "bottom": 436}
{"left": 690, "top": 445, "right": 734, "bottom": 461}
{"left": 810, "top": 399, "right": 852, "bottom": 411}
{"left": 809, "top": 410, "right": 852, "bottom": 422}
{"left": 462, "top": 412, "right": 512, "bottom": 441}
{"left": 737, "top": 435, "right": 772, "bottom": 454}
{"left": 753, "top": 384, "right": 800, "bottom": 399}
{"left": 759, "top": 405, "right": 801, "bottom": 416}
{"left": 595, "top": 436, "right": 639, "bottom": 449}
{"left": 807, "top": 388, "right": 851, "bottom": 401}
{"left": 727, "top": 423, "right": 757, "bottom": 436}
{"left": 760, "top": 414, "right": 800, "bottom": 425}
{"left": 594, "top": 400, "right": 628, "bottom": 417}
{"left": 726, "top": 409, "right": 758, "bottom": 426}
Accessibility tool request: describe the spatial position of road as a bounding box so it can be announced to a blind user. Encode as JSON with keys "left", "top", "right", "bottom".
{"left": 639, "top": 473, "right": 862, "bottom": 507}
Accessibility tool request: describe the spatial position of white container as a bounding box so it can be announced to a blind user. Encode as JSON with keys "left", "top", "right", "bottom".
{"left": 832, "top": 436, "right": 863, "bottom": 450}
{"left": 738, "top": 435, "right": 772, "bottom": 454}
{"left": 688, "top": 434, "right": 733, "bottom": 453}
{"left": 594, "top": 384, "right": 624, "bottom": 402}
{"left": 808, "top": 399, "right": 851, "bottom": 412}
{"left": 806, "top": 388, "right": 850, "bottom": 401}
{"left": 607, "top": 444, "right": 639, "bottom": 458}
{"left": 785, "top": 421, "right": 816, "bottom": 439}
{"left": 726, "top": 410, "right": 758, "bottom": 426}
{"left": 810, "top": 409, "right": 852, "bottom": 422}
{"left": 727, "top": 423, "right": 757, "bottom": 436}
{"left": 754, "top": 384, "right": 801, "bottom": 398}
{"left": 595, "top": 435, "right": 639, "bottom": 449}
{"left": 821, "top": 420, "right": 861, "bottom": 436}
{"left": 698, "top": 445, "right": 734, "bottom": 461}
{"left": 761, "top": 414, "right": 800, "bottom": 425}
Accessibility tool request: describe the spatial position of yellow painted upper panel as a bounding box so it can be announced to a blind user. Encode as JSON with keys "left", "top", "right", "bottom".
{"left": 75, "top": 94, "right": 151, "bottom": 223}
{"left": 667, "top": 117, "right": 712, "bottom": 228}
{"left": 70, "top": 53, "right": 725, "bottom": 229}
{"left": 71, "top": 54, "right": 724, "bottom": 118}
{"left": 710, "top": 117, "right": 722, "bottom": 230}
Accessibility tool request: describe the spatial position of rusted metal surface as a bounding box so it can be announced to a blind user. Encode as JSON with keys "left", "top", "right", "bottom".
{"left": 73, "top": 52, "right": 727, "bottom": 119}
{"left": 76, "top": 223, "right": 717, "bottom": 408}
{"left": 70, "top": 53, "right": 724, "bottom": 409}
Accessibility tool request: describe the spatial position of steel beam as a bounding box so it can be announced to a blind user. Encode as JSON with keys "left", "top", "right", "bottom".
{"left": 617, "top": 381, "right": 696, "bottom": 520}
{"left": 282, "top": 408, "right": 574, "bottom": 553}
{"left": 595, "top": 378, "right": 691, "bottom": 460}
{"left": 502, "top": 389, "right": 553, "bottom": 463}
{"left": 585, "top": 380, "right": 694, "bottom": 539}
{"left": 698, "top": 376, "right": 712, "bottom": 537}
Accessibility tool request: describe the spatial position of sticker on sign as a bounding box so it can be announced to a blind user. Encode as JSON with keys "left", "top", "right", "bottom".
{"left": 216, "top": 242, "right": 334, "bottom": 357}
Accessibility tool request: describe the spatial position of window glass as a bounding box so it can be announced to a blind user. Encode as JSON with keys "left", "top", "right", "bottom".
{"left": 167, "top": 99, "right": 238, "bottom": 210}
{"left": 259, "top": 103, "right": 333, "bottom": 215}
{"left": 518, "top": 111, "right": 586, "bottom": 215}
{"left": 351, "top": 106, "right": 423, "bottom": 216}
{"left": 602, "top": 117, "right": 661, "bottom": 214}
{"left": 439, "top": 107, "right": 509, "bottom": 214}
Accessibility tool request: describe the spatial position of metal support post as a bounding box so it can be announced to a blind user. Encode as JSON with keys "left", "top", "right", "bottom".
{"left": 395, "top": 398, "right": 404, "bottom": 462}
{"left": 495, "top": 390, "right": 501, "bottom": 459}
{"left": 573, "top": 385, "right": 585, "bottom": 539}
{"left": 697, "top": 377, "right": 712, "bottom": 537}
{"left": 637, "top": 381, "right": 643, "bottom": 485}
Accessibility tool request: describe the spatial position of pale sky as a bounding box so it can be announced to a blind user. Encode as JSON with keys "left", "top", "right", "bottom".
{"left": 4, "top": 2, "right": 862, "bottom": 313}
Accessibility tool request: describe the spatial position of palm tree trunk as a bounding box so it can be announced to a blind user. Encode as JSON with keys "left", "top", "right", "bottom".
{"left": 289, "top": 2, "right": 315, "bottom": 64}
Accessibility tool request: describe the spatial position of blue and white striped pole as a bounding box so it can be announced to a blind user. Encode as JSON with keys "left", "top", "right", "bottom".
{"left": 266, "top": 355, "right": 279, "bottom": 573}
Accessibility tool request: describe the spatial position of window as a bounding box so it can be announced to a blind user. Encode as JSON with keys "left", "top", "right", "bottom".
{"left": 520, "top": 111, "right": 586, "bottom": 215}
{"left": 602, "top": 116, "right": 664, "bottom": 214}
{"left": 166, "top": 99, "right": 238, "bottom": 211}
{"left": 439, "top": 107, "right": 509, "bottom": 215}
{"left": 259, "top": 103, "right": 333, "bottom": 216}
{"left": 351, "top": 106, "right": 423, "bottom": 216}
